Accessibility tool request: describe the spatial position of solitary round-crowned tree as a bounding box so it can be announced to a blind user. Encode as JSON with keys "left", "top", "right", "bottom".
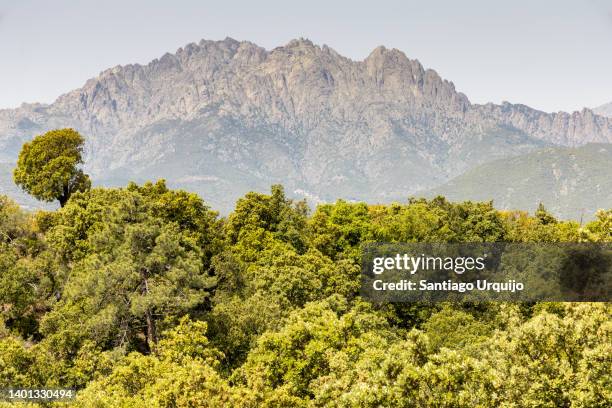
{"left": 13, "top": 128, "right": 91, "bottom": 207}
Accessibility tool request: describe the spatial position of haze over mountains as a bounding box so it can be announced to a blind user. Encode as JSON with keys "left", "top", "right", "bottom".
{"left": 1, "top": 38, "right": 610, "bottom": 217}
{"left": 594, "top": 102, "right": 612, "bottom": 118}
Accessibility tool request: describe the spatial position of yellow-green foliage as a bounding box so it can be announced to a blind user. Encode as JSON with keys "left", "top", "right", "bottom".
{"left": 0, "top": 185, "right": 610, "bottom": 407}
{"left": 13, "top": 129, "right": 91, "bottom": 207}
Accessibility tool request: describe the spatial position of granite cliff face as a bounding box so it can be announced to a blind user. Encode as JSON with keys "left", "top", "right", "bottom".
{"left": 1, "top": 38, "right": 610, "bottom": 212}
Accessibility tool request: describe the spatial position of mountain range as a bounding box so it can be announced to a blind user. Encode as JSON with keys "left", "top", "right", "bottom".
{"left": 1, "top": 38, "right": 610, "bottom": 217}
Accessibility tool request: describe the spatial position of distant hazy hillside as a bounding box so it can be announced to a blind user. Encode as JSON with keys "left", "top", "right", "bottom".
{"left": 1, "top": 38, "right": 611, "bottom": 213}
{"left": 594, "top": 102, "right": 612, "bottom": 118}
{"left": 424, "top": 144, "right": 612, "bottom": 220}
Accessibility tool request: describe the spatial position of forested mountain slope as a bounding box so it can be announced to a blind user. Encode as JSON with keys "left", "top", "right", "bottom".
{"left": 424, "top": 143, "right": 612, "bottom": 220}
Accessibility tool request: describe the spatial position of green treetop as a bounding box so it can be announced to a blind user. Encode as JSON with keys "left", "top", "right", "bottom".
{"left": 13, "top": 128, "right": 91, "bottom": 207}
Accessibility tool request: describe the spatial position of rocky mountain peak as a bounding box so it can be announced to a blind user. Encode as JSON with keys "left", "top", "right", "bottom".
{"left": 0, "top": 37, "right": 610, "bottom": 213}
{"left": 1, "top": 38, "right": 610, "bottom": 149}
{"left": 365, "top": 45, "right": 411, "bottom": 65}
{"left": 38, "top": 38, "right": 475, "bottom": 138}
{"left": 284, "top": 37, "right": 316, "bottom": 49}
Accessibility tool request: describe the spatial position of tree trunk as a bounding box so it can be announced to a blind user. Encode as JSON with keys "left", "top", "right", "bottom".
{"left": 141, "top": 268, "right": 157, "bottom": 349}
{"left": 145, "top": 308, "right": 157, "bottom": 347}
{"left": 58, "top": 194, "right": 68, "bottom": 207}
{"left": 58, "top": 184, "right": 70, "bottom": 207}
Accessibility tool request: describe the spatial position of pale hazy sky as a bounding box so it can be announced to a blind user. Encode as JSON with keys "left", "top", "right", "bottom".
{"left": 0, "top": 0, "right": 611, "bottom": 112}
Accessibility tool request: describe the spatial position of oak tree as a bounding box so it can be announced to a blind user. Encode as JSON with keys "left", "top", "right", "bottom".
{"left": 14, "top": 128, "right": 91, "bottom": 207}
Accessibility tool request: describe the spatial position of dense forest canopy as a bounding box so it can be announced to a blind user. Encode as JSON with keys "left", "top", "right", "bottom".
{"left": 0, "top": 179, "right": 610, "bottom": 407}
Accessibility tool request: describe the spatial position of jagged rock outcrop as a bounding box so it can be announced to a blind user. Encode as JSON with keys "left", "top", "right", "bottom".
{"left": 1, "top": 38, "right": 610, "bottom": 212}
